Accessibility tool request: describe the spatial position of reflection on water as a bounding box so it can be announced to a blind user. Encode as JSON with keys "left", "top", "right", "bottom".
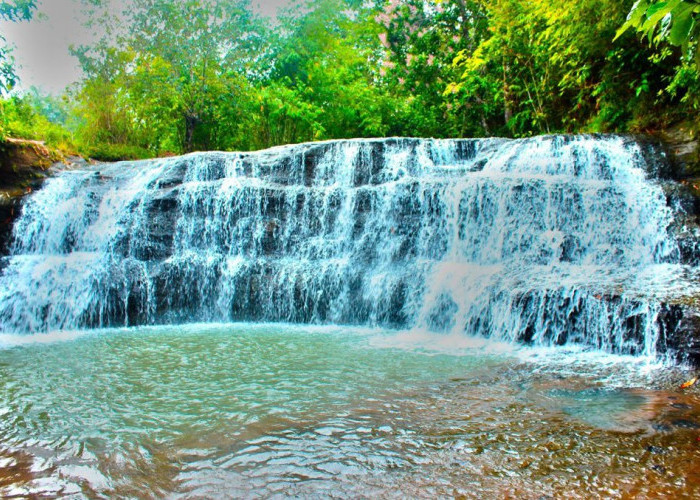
{"left": 0, "top": 324, "right": 699, "bottom": 498}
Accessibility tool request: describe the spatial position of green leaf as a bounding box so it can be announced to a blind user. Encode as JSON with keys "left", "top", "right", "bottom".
{"left": 646, "top": 1, "right": 670, "bottom": 17}
{"left": 630, "top": 0, "right": 651, "bottom": 25}
{"left": 641, "top": 0, "right": 679, "bottom": 33}
{"left": 614, "top": 24, "right": 631, "bottom": 41}
{"left": 669, "top": 4, "right": 695, "bottom": 45}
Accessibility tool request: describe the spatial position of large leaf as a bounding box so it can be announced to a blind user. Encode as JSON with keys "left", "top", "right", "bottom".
{"left": 614, "top": 0, "right": 651, "bottom": 40}
{"left": 669, "top": 3, "right": 695, "bottom": 45}
{"left": 630, "top": 0, "right": 651, "bottom": 25}
{"left": 641, "top": 0, "right": 680, "bottom": 33}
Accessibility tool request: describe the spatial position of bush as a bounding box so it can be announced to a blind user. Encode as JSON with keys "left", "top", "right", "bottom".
{"left": 81, "top": 143, "right": 154, "bottom": 161}
{"left": 0, "top": 94, "right": 77, "bottom": 152}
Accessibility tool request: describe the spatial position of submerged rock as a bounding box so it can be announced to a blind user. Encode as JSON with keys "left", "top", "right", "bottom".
{"left": 670, "top": 418, "right": 700, "bottom": 429}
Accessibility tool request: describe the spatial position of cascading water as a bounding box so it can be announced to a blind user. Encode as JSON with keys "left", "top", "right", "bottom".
{"left": 0, "top": 135, "right": 698, "bottom": 357}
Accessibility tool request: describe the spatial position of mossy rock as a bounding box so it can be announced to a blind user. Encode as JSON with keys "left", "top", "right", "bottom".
{"left": 0, "top": 137, "right": 64, "bottom": 189}
{"left": 83, "top": 143, "right": 153, "bottom": 162}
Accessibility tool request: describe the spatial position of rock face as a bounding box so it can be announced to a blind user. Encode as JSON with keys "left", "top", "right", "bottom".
{"left": 0, "top": 135, "right": 699, "bottom": 364}
{"left": 0, "top": 138, "right": 60, "bottom": 183}
{"left": 643, "top": 126, "right": 700, "bottom": 365}
{"left": 654, "top": 123, "right": 700, "bottom": 178}
{"left": 0, "top": 139, "right": 91, "bottom": 255}
{"left": 0, "top": 139, "right": 62, "bottom": 254}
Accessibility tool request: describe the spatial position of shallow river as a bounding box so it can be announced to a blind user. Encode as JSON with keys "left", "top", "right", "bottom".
{"left": 0, "top": 324, "right": 699, "bottom": 498}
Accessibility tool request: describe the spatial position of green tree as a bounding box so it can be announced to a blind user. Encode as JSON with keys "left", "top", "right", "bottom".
{"left": 375, "top": 0, "right": 491, "bottom": 136}
{"left": 449, "top": 0, "right": 691, "bottom": 135}
{"left": 59, "top": 0, "right": 700, "bottom": 156}
{"left": 1, "top": 0, "right": 37, "bottom": 140}
{"left": 246, "top": 0, "right": 397, "bottom": 148}
{"left": 73, "top": 0, "right": 264, "bottom": 154}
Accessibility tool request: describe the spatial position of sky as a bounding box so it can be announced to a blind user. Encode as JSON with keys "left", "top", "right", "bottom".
{"left": 0, "top": 0, "right": 292, "bottom": 95}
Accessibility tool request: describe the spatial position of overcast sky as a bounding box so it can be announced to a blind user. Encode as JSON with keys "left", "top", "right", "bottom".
{"left": 0, "top": 0, "right": 291, "bottom": 95}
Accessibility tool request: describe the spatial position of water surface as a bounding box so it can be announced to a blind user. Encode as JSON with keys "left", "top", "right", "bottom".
{"left": 0, "top": 324, "right": 699, "bottom": 498}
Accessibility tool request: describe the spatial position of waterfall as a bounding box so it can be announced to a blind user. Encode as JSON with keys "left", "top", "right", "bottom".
{"left": 0, "top": 135, "right": 697, "bottom": 357}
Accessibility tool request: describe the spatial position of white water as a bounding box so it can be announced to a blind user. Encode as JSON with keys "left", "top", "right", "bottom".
{"left": 0, "top": 136, "right": 696, "bottom": 357}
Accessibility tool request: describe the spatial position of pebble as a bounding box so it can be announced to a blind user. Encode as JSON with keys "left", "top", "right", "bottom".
{"left": 651, "top": 465, "right": 666, "bottom": 474}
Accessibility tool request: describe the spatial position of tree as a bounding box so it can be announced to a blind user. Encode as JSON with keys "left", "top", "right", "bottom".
{"left": 447, "top": 0, "right": 689, "bottom": 135}
{"left": 617, "top": 0, "right": 700, "bottom": 68}
{"left": 52, "top": 0, "right": 700, "bottom": 156}
{"left": 243, "top": 0, "right": 398, "bottom": 148}
{"left": 375, "top": 0, "right": 491, "bottom": 137}
{"left": 73, "top": 0, "right": 264, "bottom": 153}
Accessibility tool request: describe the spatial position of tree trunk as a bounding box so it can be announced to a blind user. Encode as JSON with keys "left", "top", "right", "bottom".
{"left": 184, "top": 113, "right": 199, "bottom": 153}
{"left": 503, "top": 62, "right": 512, "bottom": 127}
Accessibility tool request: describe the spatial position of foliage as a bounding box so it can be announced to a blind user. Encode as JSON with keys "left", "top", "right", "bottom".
{"left": 0, "top": 0, "right": 34, "bottom": 20}
{"left": 70, "top": 0, "right": 263, "bottom": 154}
{"left": 0, "top": 92, "right": 76, "bottom": 151}
{"left": 617, "top": 0, "right": 700, "bottom": 68}
{"left": 0, "top": 0, "right": 36, "bottom": 95}
{"left": 3, "top": 0, "right": 700, "bottom": 156}
{"left": 0, "top": 0, "right": 37, "bottom": 142}
{"left": 615, "top": 1, "right": 700, "bottom": 122}
{"left": 69, "top": 0, "right": 402, "bottom": 154}
{"left": 375, "top": 0, "right": 492, "bottom": 136}
{"left": 446, "top": 0, "right": 696, "bottom": 135}
{"left": 250, "top": 0, "right": 397, "bottom": 146}
{"left": 81, "top": 142, "right": 152, "bottom": 161}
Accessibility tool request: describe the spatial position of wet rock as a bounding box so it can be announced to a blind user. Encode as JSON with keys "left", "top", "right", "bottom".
{"left": 0, "top": 193, "right": 24, "bottom": 254}
{"left": 652, "top": 422, "right": 673, "bottom": 432}
{"left": 652, "top": 123, "right": 700, "bottom": 179}
{"left": 426, "top": 294, "right": 458, "bottom": 333}
{"left": 657, "top": 304, "right": 700, "bottom": 366}
{"left": 0, "top": 138, "right": 62, "bottom": 189}
{"left": 0, "top": 139, "right": 71, "bottom": 254}
{"left": 670, "top": 419, "right": 700, "bottom": 429}
{"left": 670, "top": 403, "right": 692, "bottom": 410}
{"left": 624, "top": 135, "right": 678, "bottom": 179}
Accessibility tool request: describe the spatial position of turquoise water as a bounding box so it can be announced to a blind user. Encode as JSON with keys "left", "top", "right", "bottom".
{"left": 0, "top": 324, "right": 488, "bottom": 496}
{"left": 0, "top": 324, "right": 699, "bottom": 498}
{"left": 0, "top": 324, "right": 483, "bottom": 444}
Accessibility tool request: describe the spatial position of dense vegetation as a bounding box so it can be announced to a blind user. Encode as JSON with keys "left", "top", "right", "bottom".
{"left": 0, "top": 0, "right": 698, "bottom": 159}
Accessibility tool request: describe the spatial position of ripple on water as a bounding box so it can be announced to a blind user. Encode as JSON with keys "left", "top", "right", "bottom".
{"left": 0, "top": 323, "right": 699, "bottom": 498}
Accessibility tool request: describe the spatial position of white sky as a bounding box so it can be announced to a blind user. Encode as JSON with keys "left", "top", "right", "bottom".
{"left": 0, "top": 0, "right": 292, "bottom": 95}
